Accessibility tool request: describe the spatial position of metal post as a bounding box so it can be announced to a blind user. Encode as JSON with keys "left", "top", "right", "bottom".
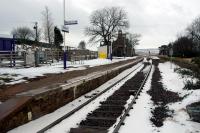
{"left": 123, "top": 33, "right": 126, "bottom": 58}
{"left": 111, "top": 39, "right": 113, "bottom": 61}
{"left": 10, "top": 51, "right": 12, "bottom": 67}
{"left": 63, "top": 0, "right": 67, "bottom": 69}
{"left": 12, "top": 36, "right": 16, "bottom": 67}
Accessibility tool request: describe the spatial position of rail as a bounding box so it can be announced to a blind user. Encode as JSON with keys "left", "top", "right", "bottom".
{"left": 37, "top": 59, "right": 144, "bottom": 133}
{"left": 112, "top": 62, "right": 152, "bottom": 133}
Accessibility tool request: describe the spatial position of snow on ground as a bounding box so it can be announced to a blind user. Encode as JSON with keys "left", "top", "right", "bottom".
{"left": 8, "top": 62, "right": 143, "bottom": 133}
{"left": 45, "top": 63, "right": 143, "bottom": 133}
{"left": 119, "top": 61, "right": 200, "bottom": 133}
{"left": 118, "top": 66, "right": 155, "bottom": 133}
{"left": 158, "top": 61, "right": 200, "bottom": 133}
{"left": 0, "top": 57, "right": 137, "bottom": 85}
{"left": 159, "top": 62, "right": 184, "bottom": 93}
{"left": 151, "top": 56, "right": 160, "bottom": 59}
{"left": 8, "top": 60, "right": 200, "bottom": 133}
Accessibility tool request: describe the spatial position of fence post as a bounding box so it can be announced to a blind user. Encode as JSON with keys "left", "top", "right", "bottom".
{"left": 24, "top": 52, "right": 26, "bottom": 67}
{"left": 10, "top": 51, "right": 12, "bottom": 67}
{"left": 13, "top": 51, "right": 16, "bottom": 67}
{"left": 35, "top": 51, "right": 39, "bottom": 67}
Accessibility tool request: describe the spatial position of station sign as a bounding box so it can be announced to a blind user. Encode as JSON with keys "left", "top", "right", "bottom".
{"left": 62, "top": 25, "right": 69, "bottom": 33}
{"left": 64, "top": 20, "right": 78, "bottom": 25}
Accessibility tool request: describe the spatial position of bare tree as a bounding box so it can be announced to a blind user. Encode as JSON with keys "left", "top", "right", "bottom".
{"left": 11, "top": 26, "right": 35, "bottom": 50}
{"left": 85, "top": 7, "right": 129, "bottom": 46}
{"left": 78, "top": 41, "right": 86, "bottom": 50}
{"left": 127, "top": 33, "right": 141, "bottom": 48}
{"left": 42, "top": 6, "right": 54, "bottom": 44}
{"left": 186, "top": 16, "right": 200, "bottom": 52}
{"left": 11, "top": 26, "right": 34, "bottom": 40}
{"left": 41, "top": 6, "right": 55, "bottom": 62}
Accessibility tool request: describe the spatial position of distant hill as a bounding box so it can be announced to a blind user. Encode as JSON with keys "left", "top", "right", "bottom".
{"left": 135, "top": 48, "right": 159, "bottom": 55}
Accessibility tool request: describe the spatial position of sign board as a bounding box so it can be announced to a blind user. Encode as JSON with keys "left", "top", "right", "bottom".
{"left": 98, "top": 46, "right": 108, "bottom": 59}
{"left": 64, "top": 20, "right": 78, "bottom": 25}
{"left": 62, "top": 25, "right": 69, "bottom": 33}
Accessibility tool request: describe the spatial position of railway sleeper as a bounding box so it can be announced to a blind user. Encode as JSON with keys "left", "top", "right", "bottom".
{"left": 106, "top": 96, "right": 129, "bottom": 101}
{"left": 96, "top": 105, "right": 125, "bottom": 111}
{"left": 80, "top": 118, "right": 116, "bottom": 128}
{"left": 122, "top": 82, "right": 143, "bottom": 88}
{"left": 99, "top": 104, "right": 125, "bottom": 108}
{"left": 110, "top": 93, "right": 130, "bottom": 98}
{"left": 114, "top": 90, "right": 137, "bottom": 96}
{"left": 100, "top": 100, "right": 126, "bottom": 105}
{"left": 87, "top": 116, "right": 116, "bottom": 121}
{"left": 70, "top": 127, "right": 107, "bottom": 133}
{"left": 88, "top": 111, "right": 121, "bottom": 118}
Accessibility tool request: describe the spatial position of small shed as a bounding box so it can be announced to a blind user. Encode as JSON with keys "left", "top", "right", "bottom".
{"left": 0, "top": 35, "right": 15, "bottom": 53}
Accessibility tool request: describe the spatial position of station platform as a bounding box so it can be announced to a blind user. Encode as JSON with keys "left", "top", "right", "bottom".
{"left": 0, "top": 57, "right": 142, "bottom": 132}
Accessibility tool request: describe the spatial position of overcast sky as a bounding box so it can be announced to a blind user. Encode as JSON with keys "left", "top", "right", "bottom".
{"left": 0, "top": 0, "right": 200, "bottom": 50}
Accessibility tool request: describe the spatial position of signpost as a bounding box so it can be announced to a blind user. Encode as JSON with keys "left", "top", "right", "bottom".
{"left": 63, "top": 0, "right": 67, "bottom": 69}
{"left": 62, "top": 0, "right": 78, "bottom": 69}
{"left": 62, "top": 25, "right": 69, "bottom": 33}
{"left": 64, "top": 20, "right": 78, "bottom": 25}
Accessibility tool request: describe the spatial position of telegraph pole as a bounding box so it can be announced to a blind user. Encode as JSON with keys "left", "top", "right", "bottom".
{"left": 63, "top": 0, "right": 67, "bottom": 69}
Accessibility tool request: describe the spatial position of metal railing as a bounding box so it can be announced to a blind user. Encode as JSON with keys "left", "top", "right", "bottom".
{"left": 0, "top": 51, "right": 26, "bottom": 67}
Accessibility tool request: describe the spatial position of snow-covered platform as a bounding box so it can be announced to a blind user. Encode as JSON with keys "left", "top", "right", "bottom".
{"left": 0, "top": 57, "right": 143, "bottom": 133}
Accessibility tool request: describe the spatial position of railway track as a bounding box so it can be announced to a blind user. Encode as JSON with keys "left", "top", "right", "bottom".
{"left": 38, "top": 58, "right": 152, "bottom": 133}
{"left": 69, "top": 62, "right": 152, "bottom": 133}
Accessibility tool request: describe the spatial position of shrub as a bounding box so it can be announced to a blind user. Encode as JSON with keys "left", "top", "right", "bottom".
{"left": 192, "top": 57, "right": 200, "bottom": 68}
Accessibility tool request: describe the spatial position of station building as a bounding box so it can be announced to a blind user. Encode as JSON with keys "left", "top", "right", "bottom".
{"left": 98, "top": 30, "right": 135, "bottom": 59}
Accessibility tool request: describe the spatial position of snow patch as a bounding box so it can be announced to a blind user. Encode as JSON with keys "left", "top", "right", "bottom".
{"left": 151, "top": 56, "right": 160, "bottom": 59}
{"left": 158, "top": 61, "right": 200, "bottom": 133}
{"left": 0, "top": 57, "right": 137, "bottom": 85}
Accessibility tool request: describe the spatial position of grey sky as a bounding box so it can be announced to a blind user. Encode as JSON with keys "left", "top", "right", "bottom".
{"left": 0, "top": 0, "right": 200, "bottom": 50}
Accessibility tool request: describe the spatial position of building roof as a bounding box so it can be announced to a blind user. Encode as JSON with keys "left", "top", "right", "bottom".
{"left": 0, "top": 34, "right": 13, "bottom": 39}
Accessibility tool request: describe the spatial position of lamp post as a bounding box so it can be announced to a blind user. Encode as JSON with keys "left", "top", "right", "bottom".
{"left": 33, "top": 22, "right": 38, "bottom": 42}
{"left": 63, "top": 0, "right": 67, "bottom": 69}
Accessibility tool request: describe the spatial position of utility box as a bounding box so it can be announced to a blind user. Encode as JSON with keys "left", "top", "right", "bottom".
{"left": 98, "top": 46, "right": 108, "bottom": 59}
{"left": 25, "top": 50, "right": 35, "bottom": 67}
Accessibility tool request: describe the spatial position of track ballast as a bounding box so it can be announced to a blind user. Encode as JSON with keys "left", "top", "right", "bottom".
{"left": 70, "top": 62, "right": 152, "bottom": 133}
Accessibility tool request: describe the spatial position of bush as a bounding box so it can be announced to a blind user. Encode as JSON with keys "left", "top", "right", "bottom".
{"left": 184, "top": 80, "right": 200, "bottom": 90}
{"left": 175, "top": 68, "right": 200, "bottom": 90}
{"left": 192, "top": 57, "right": 200, "bottom": 68}
{"left": 174, "top": 68, "right": 194, "bottom": 78}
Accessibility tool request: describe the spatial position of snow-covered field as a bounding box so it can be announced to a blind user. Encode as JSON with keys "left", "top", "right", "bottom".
{"left": 0, "top": 57, "right": 136, "bottom": 85}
